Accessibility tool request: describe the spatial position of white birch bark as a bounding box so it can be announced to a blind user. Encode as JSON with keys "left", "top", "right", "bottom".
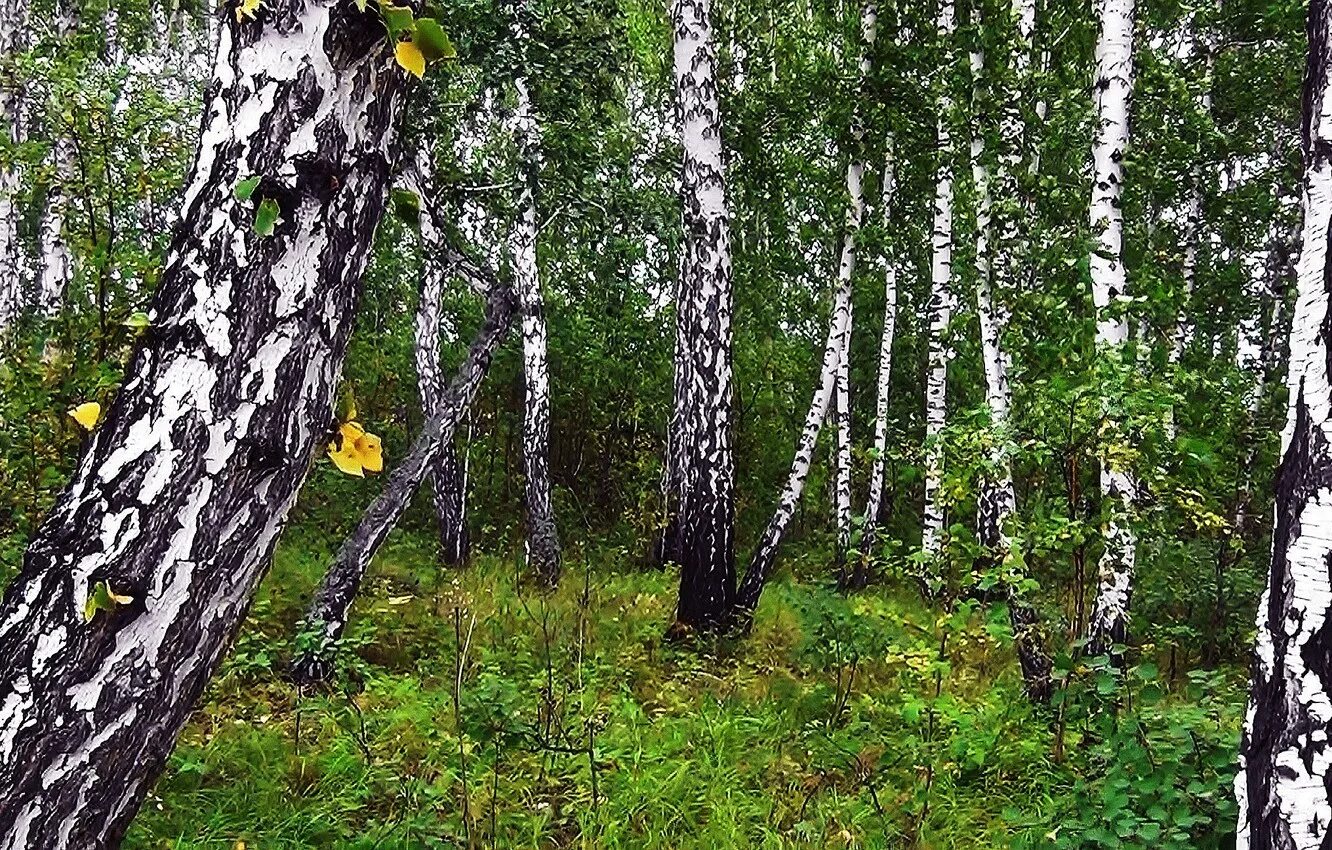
{"left": 968, "top": 2, "right": 1017, "bottom": 554}
{"left": 1086, "top": 0, "right": 1137, "bottom": 657}
{"left": 411, "top": 155, "right": 471, "bottom": 568}
{"left": 0, "top": 0, "right": 31, "bottom": 331}
{"left": 509, "top": 68, "right": 561, "bottom": 586}
{"left": 1236, "top": 5, "right": 1332, "bottom": 842}
{"left": 37, "top": 5, "right": 76, "bottom": 315}
{"left": 0, "top": 4, "right": 413, "bottom": 841}
{"left": 859, "top": 150, "right": 899, "bottom": 563}
{"left": 734, "top": 0, "right": 876, "bottom": 618}
{"left": 922, "top": 0, "right": 957, "bottom": 563}
{"left": 668, "top": 0, "right": 738, "bottom": 631}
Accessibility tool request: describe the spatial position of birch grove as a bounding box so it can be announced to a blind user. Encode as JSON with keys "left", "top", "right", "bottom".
{"left": 0, "top": 0, "right": 1314, "bottom": 843}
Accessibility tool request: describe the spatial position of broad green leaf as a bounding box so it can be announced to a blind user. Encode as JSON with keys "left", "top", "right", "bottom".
{"left": 254, "top": 198, "right": 280, "bottom": 237}
{"left": 413, "top": 18, "right": 456, "bottom": 61}
{"left": 233, "top": 175, "right": 261, "bottom": 201}
{"left": 381, "top": 4, "right": 415, "bottom": 37}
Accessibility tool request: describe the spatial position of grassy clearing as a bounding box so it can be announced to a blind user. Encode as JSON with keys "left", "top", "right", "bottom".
{"left": 122, "top": 528, "right": 1241, "bottom": 849}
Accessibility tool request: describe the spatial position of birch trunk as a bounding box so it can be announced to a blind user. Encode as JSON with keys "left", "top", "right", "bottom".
{"left": 968, "top": 5, "right": 1016, "bottom": 554}
{"left": 859, "top": 151, "right": 899, "bottom": 566}
{"left": 1236, "top": 5, "right": 1332, "bottom": 842}
{"left": 973, "top": 0, "right": 1052, "bottom": 701}
{"left": 293, "top": 268, "right": 515, "bottom": 683}
{"left": 1086, "top": 0, "right": 1137, "bottom": 658}
{"left": 412, "top": 158, "right": 471, "bottom": 569}
{"left": 733, "top": 0, "right": 875, "bottom": 620}
{"left": 0, "top": 5, "right": 412, "bottom": 843}
{"left": 0, "top": 0, "right": 30, "bottom": 331}
{"left": 667, "top": 0, "right": 738, "bottom": 633}
{"left": 36, "top": 5, "right": 77, "bottom": 316}
{"left": 509, "top": 70, "right": 561, "bottom": 586}
{"left": 922, "top": 0, "right": 957, "bottom": 564}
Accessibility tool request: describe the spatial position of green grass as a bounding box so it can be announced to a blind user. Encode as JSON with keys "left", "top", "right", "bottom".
{"left": 119, "top": 528, "right": 1242, "bottom": 849}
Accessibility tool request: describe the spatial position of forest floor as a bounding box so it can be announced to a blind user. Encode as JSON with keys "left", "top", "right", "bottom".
{"left": 118, "top": 527, "right": 1246, "bottom": 849}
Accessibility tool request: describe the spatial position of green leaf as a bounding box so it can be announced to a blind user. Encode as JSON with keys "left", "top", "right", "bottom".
{"left": 380, "top": 4, "right": 416, "bottom": 37}
{"left": 254, "top": 198, "right": 280, "bottom": 237}
{"left": 122, "top": 311, "right": 151, "bottom": 330}
{"left": 391, "top": 188, "right": 421, "bottom": 230}
{"left": 233, "top": 175, "right": 261, "bottom": 201}
{"left": 413, "top": 18, "right": 456, "bottom": 62}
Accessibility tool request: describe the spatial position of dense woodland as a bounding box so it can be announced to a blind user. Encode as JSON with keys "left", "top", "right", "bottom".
{"left": 0, "top": 0, "right": 1322, "bottom": 846}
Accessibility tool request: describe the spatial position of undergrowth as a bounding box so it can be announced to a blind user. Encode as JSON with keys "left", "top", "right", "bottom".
{"left": 111, "top": 527, "right": 1244, "bottom": 849}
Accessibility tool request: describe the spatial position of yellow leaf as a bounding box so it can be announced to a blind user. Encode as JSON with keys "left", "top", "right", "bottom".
{"left": 395, "top": 40, "right": 426, "bottom": 79}
{"left": 235, "top": 0, "right": 260, "bottom": 21}
{"left": 70, "top": 402, "right": 101, "bottom": 431}
{"left": 355, "top": 432, "right": 384, "bottom": 474}
{"left": 327, "top": 422, "right": 367, "bottom": 477}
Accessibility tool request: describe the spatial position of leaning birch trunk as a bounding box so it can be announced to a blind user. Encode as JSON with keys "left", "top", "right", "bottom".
{"left": 0, "top": 0, "right": 30, "bottom": 331}
{"left": 0, "top": 5, "right": 411, "bottom": 843}
{"left": 293, "top": 265, "right": 515, "bottom": 683}
{"left": 859, "top": 150, "right": 899, "bottom": 567}
{"left": 1235, "top": 4, "right": 1332, "bottom": 841}
{"left": 667, "top": 0, "right": 738, "bottom": 634}
{"left": 922, "top": 0, "right": 957, "bottom": 565}
{"left": 509, "top": 69, "right": 561, "bottom": 586}
{"left": 411, "top": 159, "right": 471, "bottom": 569}
{"left": 1086, "top": 0, "right": 1137, "bottom": 658}
{"left": 732, "top": 0, "right": 875, "bottom": 620}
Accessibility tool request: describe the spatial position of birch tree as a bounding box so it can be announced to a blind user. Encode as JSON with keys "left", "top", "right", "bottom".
{"left": 508, "top": 2, "right": 561, "bottom": 586}
{"left": 0, "top": 0, "right": 30, "bottom": 331}
{"left": 733, "top": 0, "right": 876, "bottom": 620}
{"left": 412, "top": 155, "right": 471, "bottom": 568}
{"left": 1235, "top": 2, "right": 1332, "bottom": 841}
{"left": 37, "top": 4, "right": 76, "bottom": 315}
{"left": 858, "top": 152, "right": 899, "bottom": 570}
{"left": 1086, "top": 0, "right": 1137, "bottom": 657}
{"left": 667, "top": 0, "right": 738, "bottom": 633}
{"left": 969, "top": 0, "right": 1051, "bottom": 701}
{"left": 922, "top": 0, "right": 957, "bottom": 564}
{"left": 0, "top": 2, "right": 418, "bottom": 842}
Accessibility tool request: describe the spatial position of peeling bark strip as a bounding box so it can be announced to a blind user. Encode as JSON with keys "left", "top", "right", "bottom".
{"left": 0, "top": 0, "right": 31, "bottom": 331}
{"left": 1237, "top": 4, "right": 1332, "bottom": 844}
{"left": 732, "top": 0, "right": 876, "bottom": 622}
{"left": 668, "top": 0, "right": 738, "bottom": 633}
{"left": 922, "top": 0, "right": 957, "bottom": 563}
{"left": 411, "top": 155, "right": 470, "bottom": 568}
{"left": 508, "top": 14, "right": 561, "bottom": 585}
{"left": 1086, "top": 0, "right": 1137, "bottom": 657}
{"left": 293, "top": 271, "right": 515, "bottom": 683}
{"left": 0, "top": 4, "right": 412, "bottom": 845}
